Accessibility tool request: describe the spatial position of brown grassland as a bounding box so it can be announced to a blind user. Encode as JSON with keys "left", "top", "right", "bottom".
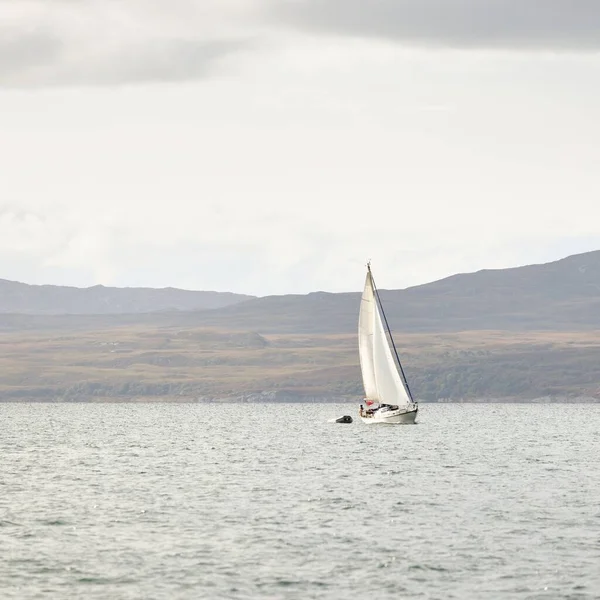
{"left": 1, "top": 325, "right": 600, "bottom": 402}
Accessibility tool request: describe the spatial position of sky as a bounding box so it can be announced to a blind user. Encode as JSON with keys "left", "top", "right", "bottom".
{"left": 1, "top": 0, "right": 600, "bottom": 296}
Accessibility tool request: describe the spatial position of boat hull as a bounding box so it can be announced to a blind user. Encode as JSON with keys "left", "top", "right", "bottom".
{"left": 360, "top": 405, "right": 418, "bottom": 425}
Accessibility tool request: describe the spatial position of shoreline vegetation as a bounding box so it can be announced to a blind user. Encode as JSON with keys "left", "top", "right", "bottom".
{"left": 2, "top": 326, "right": 600, "bottom": 403}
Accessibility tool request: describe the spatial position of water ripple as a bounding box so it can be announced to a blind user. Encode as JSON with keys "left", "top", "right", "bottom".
{"left": 1, "top": 402, "right": 599, "bottom": 599}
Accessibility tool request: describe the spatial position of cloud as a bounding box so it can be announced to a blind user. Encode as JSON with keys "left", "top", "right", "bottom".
{"left": 4, "top": 0, "right": 597, "bottom": 89}
{"left": 267, "top": 0, "right": 600, "bottom": 51}
{"left": 0, "top": 0, "right": 255, "bottom": 87}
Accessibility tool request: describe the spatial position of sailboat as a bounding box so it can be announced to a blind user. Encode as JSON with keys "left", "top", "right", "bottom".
{"left": 358, "top": 263, "right": 418, "bottom": 424}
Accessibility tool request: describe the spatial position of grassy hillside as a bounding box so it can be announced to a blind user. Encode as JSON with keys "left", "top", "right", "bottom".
{"left": 1, "top": 325, "right": 599, "bottom": 402}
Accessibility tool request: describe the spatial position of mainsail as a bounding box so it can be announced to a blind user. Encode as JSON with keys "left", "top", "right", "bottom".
{"left": 358, "top": 270, "right": 378, "bottom": 400}
{"left": 358, "top": 268, "right": 412, "bottom": 408}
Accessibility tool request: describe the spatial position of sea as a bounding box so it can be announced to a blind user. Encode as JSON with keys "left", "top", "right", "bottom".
{"left": 1, "top": 402, "right": 599, "bottom": 600}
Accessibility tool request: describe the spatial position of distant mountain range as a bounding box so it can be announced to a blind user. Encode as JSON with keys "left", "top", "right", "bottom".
{"left": 0, "top": 279, "right": 254, "bottom": 315}
{"left": 2, "top": 250, "right": 600, "bottom": 333}
{"left": 2, "top": 250, "right": 600, "bottom": 402}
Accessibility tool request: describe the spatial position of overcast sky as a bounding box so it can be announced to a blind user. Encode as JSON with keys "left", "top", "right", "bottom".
{"left": 1, "top": 0, "right": 599, "bottom": 295}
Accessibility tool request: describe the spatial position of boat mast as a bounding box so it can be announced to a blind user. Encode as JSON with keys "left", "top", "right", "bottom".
{"left": 367, "top": 262, "right": 415, "bottom": 403}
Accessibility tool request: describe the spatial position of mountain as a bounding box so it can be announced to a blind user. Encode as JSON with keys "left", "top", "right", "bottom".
{"left": 0, "top": 279, "right": 254, "bottom": 315}
{"left": 3, "top": 250, "right": 600, "bottom": 332}
{"left": 2, "top": 250, "right": 600, "bottom": 402}
{"left": 46, "top": 248, "right": 599, "bottom": 334}
{"left": 174, "top": 249, "right": 600, "bottom": 333}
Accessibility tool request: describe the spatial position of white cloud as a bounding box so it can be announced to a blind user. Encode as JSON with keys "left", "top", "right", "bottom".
{"left": 2, "top": 0, "right": 600, "bottom": 90}
{"left": 0, "top": 0, "right": 258, "bottom": 86}
{"left": 1, "top": 23, "right": 599, "bottom": 294}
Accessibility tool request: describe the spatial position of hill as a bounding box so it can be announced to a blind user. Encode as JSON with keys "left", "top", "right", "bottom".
{"left": 0, "top": 326, "right": 598, "bottom": 402}
{"left": 2, "top": 250, "right": 600, "bottom": 333}
{"left": 171, "top": 249, "right": 600, "bottom": 333}
{"left": 0, "top": 279, "right": 254, "bottom": 315}
{"left": 2, "top": 250, "right": 600, "bottom": 402}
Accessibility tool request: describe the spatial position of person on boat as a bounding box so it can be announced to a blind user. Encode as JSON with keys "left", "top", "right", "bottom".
{"left": 359, "top": 404, "right": 364, "bottom": 417}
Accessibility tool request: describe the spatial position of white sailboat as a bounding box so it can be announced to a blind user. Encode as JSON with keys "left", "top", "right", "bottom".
{"left": 358, "top": 263, "right": 418, "bottom": 424}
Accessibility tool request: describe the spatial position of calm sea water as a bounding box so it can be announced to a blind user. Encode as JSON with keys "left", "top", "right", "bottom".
{"left": 1, "top": 403, "right": 599, "bottom": 599}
